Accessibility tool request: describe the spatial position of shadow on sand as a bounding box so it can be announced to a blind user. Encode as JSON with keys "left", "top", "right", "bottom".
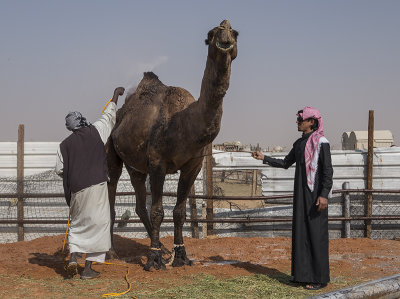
{"left": 28, "top": 235, "right": 151, "bottom": 279}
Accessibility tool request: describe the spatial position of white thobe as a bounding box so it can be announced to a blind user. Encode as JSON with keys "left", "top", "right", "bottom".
{"left": 55, "top": 102, "right": 117, "bottom": 262}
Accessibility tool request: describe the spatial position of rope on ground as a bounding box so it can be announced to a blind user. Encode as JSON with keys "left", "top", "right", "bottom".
{"left": 101, "top": 262, "right": 135, "bottom": 298}
{"left": 61, "top": 213, "right": 71, "bottom": 269}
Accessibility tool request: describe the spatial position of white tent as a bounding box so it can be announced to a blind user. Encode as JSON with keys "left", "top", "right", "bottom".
{"left": 343, "top": 130, "right": 394, "bottom": 150}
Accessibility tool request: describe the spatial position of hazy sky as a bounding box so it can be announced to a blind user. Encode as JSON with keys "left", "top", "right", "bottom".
{"left": 1, "top": 1, "right": 399, "bottom": 150}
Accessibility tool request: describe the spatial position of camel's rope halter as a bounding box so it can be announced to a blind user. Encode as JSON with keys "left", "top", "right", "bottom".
{"left": 60, "top": 98, "right": 137, "bottom": 298}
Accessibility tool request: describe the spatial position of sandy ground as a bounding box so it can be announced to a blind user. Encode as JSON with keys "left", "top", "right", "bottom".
{"left": 0, "top": 234, "right": 399, "bottom": 297}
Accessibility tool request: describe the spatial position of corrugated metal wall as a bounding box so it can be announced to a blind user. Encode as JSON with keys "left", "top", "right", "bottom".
{"left": 213, "top": 148, "right": 400, "bottom": 195}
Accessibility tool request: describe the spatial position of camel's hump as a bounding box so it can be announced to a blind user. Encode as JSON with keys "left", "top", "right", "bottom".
{"left": 143, "top": 72, "right": 159, "bottom": 81}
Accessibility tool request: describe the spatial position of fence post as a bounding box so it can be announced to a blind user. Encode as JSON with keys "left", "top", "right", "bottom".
{"left": 201, "top": 202, "right": 207, "bottom": 238}
{"left": 17, "top": 124, "right": 25, "bottom": 241}
{"left": 365, "top": 110, "right": 374, "bottom": 238}
{"left": 205, "top": 143, "right": 214, "bottom": 236}
{"left": 189, "top": 185, "right": 199, "bottom": 238}
{"left": 342, "top": 182, "right": 351, "bottom": 238}
{"left": 251, "top": 144, "right": 260, "bottom": 196}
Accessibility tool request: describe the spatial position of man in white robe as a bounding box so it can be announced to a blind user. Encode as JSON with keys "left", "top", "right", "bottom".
{"left": 55, "top": 87, "right": 124, "bottom": 279}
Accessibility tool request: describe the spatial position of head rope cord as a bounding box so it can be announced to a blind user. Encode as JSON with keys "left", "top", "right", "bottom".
{"left": 61, "top": 98, "right": 137, "bottom": 298}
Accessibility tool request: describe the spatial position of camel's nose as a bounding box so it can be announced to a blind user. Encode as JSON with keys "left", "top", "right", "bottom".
{"left": 218, "top": 20, "right": 234, "bottom": 44}
{"left": 219, "top": 20, "right": 231, "bottom": 29}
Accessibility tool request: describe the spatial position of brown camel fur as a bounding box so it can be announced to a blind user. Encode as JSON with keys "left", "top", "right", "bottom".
{"left": 106, "top": 20, "right": 238, "bottom": 270}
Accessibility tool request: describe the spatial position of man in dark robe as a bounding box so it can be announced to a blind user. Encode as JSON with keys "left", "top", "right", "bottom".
{"left": 55, "top": 87, "right": 125, "bottom": 279}
{"left": 252, "top": 106, "right": 333, "bottom": 290}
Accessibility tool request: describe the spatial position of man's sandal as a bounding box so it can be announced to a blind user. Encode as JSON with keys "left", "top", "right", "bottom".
{"left": 304, "top": 283, "right": 327, "bottom": 290}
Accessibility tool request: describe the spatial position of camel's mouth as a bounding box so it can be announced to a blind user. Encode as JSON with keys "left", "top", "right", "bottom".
{"left": 216, "top": 41, "right": 234, "bottom": 52}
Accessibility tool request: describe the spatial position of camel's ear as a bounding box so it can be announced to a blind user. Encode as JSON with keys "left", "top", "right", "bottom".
{"left": 205, "top": 28, "right": 216, "bottom": 45}
{"left": 232, "top": 30, "right": 239, "bottom": 39}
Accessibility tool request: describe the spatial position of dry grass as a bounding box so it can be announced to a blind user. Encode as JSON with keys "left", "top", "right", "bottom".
{"left": 0, "top": 272, "right": 361, "bottom": 299}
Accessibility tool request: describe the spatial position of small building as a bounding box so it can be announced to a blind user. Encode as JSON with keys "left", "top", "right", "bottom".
{"left": 342, "top": 130, "right": 394, "bottom": 150}
{"left": 214, "top": 141, "right": 246, "bottom": 152}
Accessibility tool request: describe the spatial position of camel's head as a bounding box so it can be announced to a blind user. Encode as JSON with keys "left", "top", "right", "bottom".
{"left": 205, "top": 20, "right": 238, "bottom": 61}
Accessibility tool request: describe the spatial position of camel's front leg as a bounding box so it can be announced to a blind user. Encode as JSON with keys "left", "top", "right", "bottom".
{"left": 144, "top": 164, "right": 167, "bottom": 271}
{"left": 127, "top": 167, "right": 171, "bottom": 257}
{"left": 172, "top": 161, "right": 202, "bottom": 267}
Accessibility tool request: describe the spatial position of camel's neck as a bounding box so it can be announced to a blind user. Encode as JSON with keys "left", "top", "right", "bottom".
{"left": 199, "top": 55, "right": 231, "bottom": 109}
{"left": 195, "top": 55, "right": 232, "bottom": 144}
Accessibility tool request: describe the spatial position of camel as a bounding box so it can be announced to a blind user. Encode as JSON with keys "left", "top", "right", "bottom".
{"left": 106, "top": 20, "right": 238, "bottom": 270}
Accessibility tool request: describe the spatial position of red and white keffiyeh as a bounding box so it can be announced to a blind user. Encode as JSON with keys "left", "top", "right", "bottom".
{"left": 297, "top": 107, "right": 330, "bottom": 194}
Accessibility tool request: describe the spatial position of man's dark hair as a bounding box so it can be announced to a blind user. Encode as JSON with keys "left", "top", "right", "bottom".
{"left": 311, "top": 118, "right": 319, "bottom": 131}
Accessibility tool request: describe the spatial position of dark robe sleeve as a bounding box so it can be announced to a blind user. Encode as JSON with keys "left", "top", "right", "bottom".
{"left": 262, "top": 147, "right": 296, "bottom": 169}
{"left": 319, "top": 143, "right": 333, "bottom": 198}
{"left": 59, "top": 142, "right": 71, "bottom": 207}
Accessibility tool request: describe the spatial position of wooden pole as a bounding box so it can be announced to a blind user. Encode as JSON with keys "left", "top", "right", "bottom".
{"left": 342, "top": 182, "right": 351, "bottom": 238}
{"left": 251, "top": 143, "right": 260, "bottom": 196}
{"left": 365, "top": 110, "right": 374, "bottom": 238}
{"left": 201, "top": 158, "right": 207, "bottom": 238}
{"left": 201, "top": 202, "right": 207, "bottom": 238}
{"left": 17, "top": 124, "right": 25, "bottom": 241}
{"left": 205, "top": 143, "right": 214, "bottom": 235}
{"left": 189, "top": 185, "right": 199, "bottom": 238}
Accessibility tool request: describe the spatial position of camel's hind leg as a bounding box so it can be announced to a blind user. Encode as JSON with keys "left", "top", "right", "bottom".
{"left": 172, "top": 159, "right": 202, "bottom": 267}
{"left": 125, "top": 167, "right": 151, "bottom": 234}
{"left": 106, "top": 137, "right": 123, "bottom": 258}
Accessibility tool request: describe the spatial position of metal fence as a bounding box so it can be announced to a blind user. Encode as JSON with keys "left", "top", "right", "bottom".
{"left": 1, "top": 169, "right": 399, "bottom": 243}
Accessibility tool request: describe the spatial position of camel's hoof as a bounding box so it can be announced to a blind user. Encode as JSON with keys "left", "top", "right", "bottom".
{"left": 106, "top": 248, "right": 120, "bottom": 260}
{"left": 172, "top": 246, "right": 193, "bottom": 267}
{"left": 144, "top": 249, "right": 167, "bottom": 271}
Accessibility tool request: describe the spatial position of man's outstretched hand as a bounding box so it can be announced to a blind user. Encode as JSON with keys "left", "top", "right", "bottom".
{"left": 112, "top": 87, "right": 125, "bottom": 104}
{"left": 251, "top": 151, "right": 264, "bottom": 160}
{"left": 114, "top": 87, "right": 125, "bottom": 96}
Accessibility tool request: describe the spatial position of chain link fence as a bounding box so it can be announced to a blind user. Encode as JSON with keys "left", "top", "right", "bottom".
{"left": 1, "top": 169, "right": 400, "bottom": 243}
{"left": 343, "top": 191, "right": 400, "bottom": 239}
{"left": 0, "top": 169, "right": 205, "bottom": 243}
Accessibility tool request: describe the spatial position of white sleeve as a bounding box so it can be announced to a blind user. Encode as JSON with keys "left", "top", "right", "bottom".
{"left": 92, "top": 102, "right": 117, "bottom": 144}
{"left": 55, "top": 145, "right": 64, "bottom": 177}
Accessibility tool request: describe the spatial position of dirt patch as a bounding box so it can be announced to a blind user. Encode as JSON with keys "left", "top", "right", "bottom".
{"left": 0, "top": 234, "right": 399, "bottom": 297}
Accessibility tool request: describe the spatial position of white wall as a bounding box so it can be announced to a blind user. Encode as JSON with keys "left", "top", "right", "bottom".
{"left": 213, "top": 148, "right": 400, "bottom": 195}
{"left": 0, "top": 142, "right": 59, "bottom": 177}
{"left": 1, "top": 142, "right": 400, "bottom": 194}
